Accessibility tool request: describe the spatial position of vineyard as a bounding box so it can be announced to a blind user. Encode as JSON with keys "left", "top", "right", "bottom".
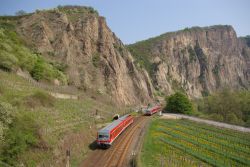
{"left": 140, "top": 118, "right": 250, "bottom": 167}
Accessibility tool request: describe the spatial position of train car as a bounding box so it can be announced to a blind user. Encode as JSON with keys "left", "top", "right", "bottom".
{"left": 97, "top": 114, "right": 133, "bottom": 148}
{"left": 144, "top": 105, "right": 161, "bottom": 116}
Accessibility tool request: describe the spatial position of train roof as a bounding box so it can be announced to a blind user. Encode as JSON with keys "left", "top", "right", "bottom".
{"left": 146, "top": 105, "right": 160, "bottom": 111}
{"left": 98, "top": 114, "right": 131, "bottom": 134}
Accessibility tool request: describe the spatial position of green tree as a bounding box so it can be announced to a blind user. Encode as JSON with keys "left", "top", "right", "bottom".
{"left": 164, "top": 92, "right": 194, "bottom": 115}
{"left": 196, "top": 89, "right": 250, "bottom": 126}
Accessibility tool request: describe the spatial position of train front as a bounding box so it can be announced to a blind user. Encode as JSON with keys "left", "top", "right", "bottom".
{"left": 144, "top": 108, "right": 152, "bottom": 115}
{"left": 97, "top": 130, "right": 110, "bottom": 148}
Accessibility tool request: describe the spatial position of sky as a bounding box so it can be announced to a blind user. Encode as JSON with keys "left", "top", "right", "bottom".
{"left": 0, "top": 0, "right": 249, "bottom": 44}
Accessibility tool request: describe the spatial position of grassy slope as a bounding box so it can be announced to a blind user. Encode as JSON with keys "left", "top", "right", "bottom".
{"left": 140, "top": 118, "right": 250, "bottom": 167}
{"left": 0, "top": 71, "right": 130, "bottom": 166}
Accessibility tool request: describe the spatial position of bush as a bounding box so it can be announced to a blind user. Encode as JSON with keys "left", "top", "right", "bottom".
{"left": 188, "top": 46, "right": 197, "bottom": 62}
{"left": 0, "top": 114, "right": 39, "bottom": 166}
{"left": 31, "top": 57, "right": 44, "bottom": 81}
{"left": 92, "top": 52, "right": 100, "bottom": 67}
{"left": 0, "top": 102, "right": 14, "bottom": 125}
{"left": 31, "top": 56, "right": 68, "bottom": 84}
{"left": 164, "top": 92, "right": 194, "bottom": 115}
{"left": 0, "top": 102, "right": 14, "bottom": 140}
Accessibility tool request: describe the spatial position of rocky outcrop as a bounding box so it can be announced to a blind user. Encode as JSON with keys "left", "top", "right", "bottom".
{"left": 16, "top": 6, "right": 153, "bottom": 105}
{"left": 11, "top": 6, "right": 250, "bottom": 101}
{"left": 129, "top": 25, "right": 250, "bottom": 97}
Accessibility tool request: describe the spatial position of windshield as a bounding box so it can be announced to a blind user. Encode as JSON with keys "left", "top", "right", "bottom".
{"left": 98, "top": 134, "right": 109, "bottom": 139}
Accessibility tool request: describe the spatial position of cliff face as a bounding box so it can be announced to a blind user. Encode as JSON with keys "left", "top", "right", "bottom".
{"left": 129, "top": 25, "right": 250, "bottom": 97}
{"left": 15, "top": 6, "right": 153, "bottom": 105}
{"left": 7, "top": 6, "right": 250, "bottom": 102}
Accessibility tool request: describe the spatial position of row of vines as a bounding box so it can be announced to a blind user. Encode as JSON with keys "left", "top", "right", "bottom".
{"left": 141, "top": 119, "right": 250, "bottom": 167}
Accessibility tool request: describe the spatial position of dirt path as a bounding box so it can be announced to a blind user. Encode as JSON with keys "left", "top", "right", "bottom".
{"left": 80, "top": 116, "right": 150, "bottom": 167}
{"left": 162, "top": 113, "right": 250, "bottom": 133}
{"left": 49, "top": 92, "right": 78, "bottom": 99}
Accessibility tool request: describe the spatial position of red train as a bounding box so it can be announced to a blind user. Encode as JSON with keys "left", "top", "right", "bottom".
{"left": 144, "top": 105, "right": 161, "bottom": 115}
{"left": 97, "top": 114, "right": 133, "bottom": 148}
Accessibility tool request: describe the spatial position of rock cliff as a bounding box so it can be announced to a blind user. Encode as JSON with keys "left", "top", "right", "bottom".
{"left": 128, "top": 25, "right": 250, "bottom": 97}
{"left": 4, "top": 6, "right": 249, "bottom": 102}
{"left": 15, "top": 6, "right": 153, "bottom": 105}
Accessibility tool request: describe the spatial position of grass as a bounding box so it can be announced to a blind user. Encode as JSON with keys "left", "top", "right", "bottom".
{"left": 0, "top": 70, "right": 129, "bottom": 166}
{"left": 140, "top": 118, "right": 250, "bottom": 167}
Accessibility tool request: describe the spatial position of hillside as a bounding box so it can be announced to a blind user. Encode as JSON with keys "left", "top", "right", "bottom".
{"left": 0, "top": 70, "right": 133, "bottom": 166}
{"left": 0, "top": 6, "right": 150, "bottom": 166}
{"left": 128, "top": 25, "right": 250, "bottom": 97}
{"left": 11, "top": 6, "right": 153, "bottom": 105}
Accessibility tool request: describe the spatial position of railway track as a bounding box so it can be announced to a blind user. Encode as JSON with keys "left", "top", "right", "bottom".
{"left": 81, "top": 116, "right": 149, "bottom": 167}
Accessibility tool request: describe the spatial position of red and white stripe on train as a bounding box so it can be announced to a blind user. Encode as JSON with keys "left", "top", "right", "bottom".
{"left": 144, "top": 105, "right": 161, "bottom": 115}
{"left": 97, "top": 114, "right": 133, "bottom": 148}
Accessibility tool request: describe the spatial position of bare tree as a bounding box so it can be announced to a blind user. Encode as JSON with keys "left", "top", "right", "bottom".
{"left": 15, "top": 10, "right": 27, "bottom": 16}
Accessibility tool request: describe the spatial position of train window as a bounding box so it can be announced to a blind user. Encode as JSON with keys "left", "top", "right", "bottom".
{"left": 99, "top": 134, "right": 109, "bottom": 138}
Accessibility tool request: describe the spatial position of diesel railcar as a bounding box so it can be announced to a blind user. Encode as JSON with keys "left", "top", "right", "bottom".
{"left": 97, "top": 114, "right": 133, "bottom": 148}
{"left": 144, "top": 105, "right": 161, "bottom": 115}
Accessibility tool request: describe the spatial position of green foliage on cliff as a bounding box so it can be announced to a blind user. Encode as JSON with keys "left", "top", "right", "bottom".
{"left": 127, "top": 42, "right": 155, "bottom": 76}
{"left": 164, "top": 92, "right": 194, "bottom": 115}
{"left": 57, "top": 5, "right": 99, "bottom": 22}
{"left": 31, "top": 56, "right": 67, "bottom": 84}
{"left": 57, "top": 5, "right": 98, "bottom": 15}
{"left": 92, "top": 52, "right": 101, "bottom": 67}
{"left": 0, "top": 22, "right": 67, "bottom": 84}
{"left": 188, "top": 46, "right": 197, "bottom": 62}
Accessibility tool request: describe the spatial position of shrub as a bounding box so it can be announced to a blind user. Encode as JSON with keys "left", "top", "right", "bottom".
{"left": 50, "top": 61, "right": 68, "bottom": 72}
{"left": 0, "top": 102, "right": 14, "bottom": 125}
{"left": 31, "top": 57, "right": 45, "bottom": 81}
{"left": 0, "top": 114, "right": 39, "bottom": 166}
{"left": 31, "top": 56, "right": 68, "bottom": 84}
{"left": 0, "top": 102, "right": 14, "bottom": 140}
{"left": 16, "top": 48, "right": 37, "bottom": 72}
{"left": 92, "top": 52, "right": 100, "bottom": 67}
{"left": 164, "top": 92, "right": 194, "bottom": 115}
{"left": 188, "top": 46, "right": 196, "bottom": 62}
